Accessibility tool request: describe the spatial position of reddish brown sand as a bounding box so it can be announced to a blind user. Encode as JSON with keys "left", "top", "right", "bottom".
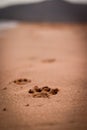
{"left": 0, "top": 23, "right": 87, "bottom": 130}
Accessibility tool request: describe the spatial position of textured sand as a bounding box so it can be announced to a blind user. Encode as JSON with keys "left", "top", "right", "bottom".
{"left": 0, "top": 23, "right": 87, "bottom": 130}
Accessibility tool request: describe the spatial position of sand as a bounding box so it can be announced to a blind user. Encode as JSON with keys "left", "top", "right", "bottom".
{"left": 0, "top": 23, "right": 87, "bottom": 130}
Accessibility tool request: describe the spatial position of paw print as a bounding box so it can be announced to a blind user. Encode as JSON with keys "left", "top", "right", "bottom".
{"left": 28, "top": 86, "right": 59, "bottom": 98}
{"left": 13, "top": 78, "right": 31, "bottom": 85}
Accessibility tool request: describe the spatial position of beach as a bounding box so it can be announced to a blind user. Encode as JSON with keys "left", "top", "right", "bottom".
{"left": 0, "top": 23, "right": 87, "bottom": 130}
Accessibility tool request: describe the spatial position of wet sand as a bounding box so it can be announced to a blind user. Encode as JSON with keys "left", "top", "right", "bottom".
{"left": 0, "top": 23, "right": 87, "bottom": 130}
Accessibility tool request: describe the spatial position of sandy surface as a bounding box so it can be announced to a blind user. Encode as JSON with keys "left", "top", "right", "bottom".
{"left": 0, "top": 23, "right": 87, "bottom": 130}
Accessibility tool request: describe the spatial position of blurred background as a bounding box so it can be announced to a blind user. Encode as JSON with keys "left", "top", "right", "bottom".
{"left": 0, "top": 0, "right": 87, "bottom": 23}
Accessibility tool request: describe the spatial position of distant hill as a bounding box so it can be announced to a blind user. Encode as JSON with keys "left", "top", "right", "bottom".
{"left": 0, "top": 0, "right": 87, "bottom": 22}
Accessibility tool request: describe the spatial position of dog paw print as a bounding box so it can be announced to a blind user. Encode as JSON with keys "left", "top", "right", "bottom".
{"left": 42, "top": 59, "right": 56, "bottom": 63}
{"left": 28, "top": 86, "right": 59, "bottom": 98}
{"left": 13, "top": 78, "right": 31, "bottom": 85}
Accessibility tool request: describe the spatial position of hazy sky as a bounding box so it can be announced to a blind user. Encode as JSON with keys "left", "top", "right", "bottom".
{"left": 0, "top": 0, "right": 87, "bottom": 8}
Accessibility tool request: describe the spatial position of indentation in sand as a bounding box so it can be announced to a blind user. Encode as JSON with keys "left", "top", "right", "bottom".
{"left": 42, "top": 59, "right": 56, "bottom": 63}
{"left": 25, "top": 104, "right": 30, "bottom": 107}
{"left": 2, "top": 108, "right": 7, "bottom": 111}
{"left": 2, "top": 87, "right": 7, "bottom": 90}
{"left": 12, "top": 78, "right": 31, "bottom": 85}
{"left": 28, "top": 86, "right": 59, "bottom": 98}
